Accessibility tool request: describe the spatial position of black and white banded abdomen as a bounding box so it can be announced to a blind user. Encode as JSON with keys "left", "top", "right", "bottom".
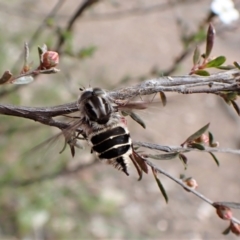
{"left": 88, "top": 123, "right": 132, "bottom": 175}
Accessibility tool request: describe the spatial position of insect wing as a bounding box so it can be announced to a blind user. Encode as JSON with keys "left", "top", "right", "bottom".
{"left": 17, "top": 119, "right": 85, "bottom": 181}
{"left": 117, "top": 100, "right": 160, "bottom": 128}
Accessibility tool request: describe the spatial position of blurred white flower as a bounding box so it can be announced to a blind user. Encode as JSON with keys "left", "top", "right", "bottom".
{"left": 211, "top": 0, "right": 239, "bottom": 24}
{"left": 32, "top": 210, "right": 49, "bottom": 229}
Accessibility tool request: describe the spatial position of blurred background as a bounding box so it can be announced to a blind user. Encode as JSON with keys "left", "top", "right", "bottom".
{"left": 0, "top": 0, "right": 240, "bottom": 239}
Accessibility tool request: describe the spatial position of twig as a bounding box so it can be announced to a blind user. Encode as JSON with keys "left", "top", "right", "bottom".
{"left": 55, "top": 0, "right": 100, "bottom": 52}
{"left": 12, "top": 0, "right": 65, "bottom": 71}
{"left": 134, "top": 141, "right": 240, "bottom": 155}
{"left": 144, "top": 159, "right": 240, "bottom": 225}
{"left": 81, "top": 0, "right": 199, "bottom": 21}
{"left": 0, "top": 69, "right": 239, "bottom": 128}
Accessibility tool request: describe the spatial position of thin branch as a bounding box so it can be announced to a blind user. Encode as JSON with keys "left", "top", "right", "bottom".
{"left": 110, "top": 69, "right": 240, "bottom": 99}
{"left": 0, "top": 0, "right": 199, "bottom": 22}
{"left": 55, "top": 0, "right": 100, "bottom": 51}
{"left": 12, "top": 0, "right": 65, "bottom": 71}
{"left": 145, "top": 159, "right": 240, "bottom": 225}
{"left": 0, "top": 0, "right": 99, "bottom": 99}
{"left": 0, "top": 69, "right": 239, "bottom": 127}
{"left": 0, "top": 1, "right": 65, "bottom": 99}
{"left": 134, "top": 141, "right": 240, "bottom": 155}
{"left": 81, "top": 0, "right": 199, "bottom": 21}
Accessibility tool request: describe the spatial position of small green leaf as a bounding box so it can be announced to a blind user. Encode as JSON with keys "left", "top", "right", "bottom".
{"left": 205, "top": 56, "right": 226, "bottom": 68}
{"left": 216, "top": 65, "right": 235, "bottom": 70}
{"left": 78, "top": 46, "right": 97, "bottom": 59}
{"left": 188, "top": 143, "right": 205, "bottom": 150}
{"left": 209, "top": 152, "right": 220, "bottom": 166}
{"left": 231, "top": 100, "right": 240, "bottom": 116}
{"left": 221, "top": 92, "right": 238, "bottom": 105}
{"left": 194, "top": 70, "right": 210, "bottom": 76}
{"left": 233, "top": 61, "right": 240, "bottom": 69}
{"left": 181, "top": 123, "right": 210, "bottom": 146}
{"left": 147, "top": 152, "right": 179, "bottom": 160}
{"left": 178, "top": 153, "right": 188, "bottom": 169}
{"left": 129, "top": 112, "right": 146, "bottom": 129}
{"left": 159, "top": 91, "right": 167, "bottom": 106}
{"left": 151, "top": 167, "right": 168, "bottom": 203}
{"left": 121, "top": 110, "right": 128, "bottom": 116}
{"left": 193, "top": 46, "right": 201, "bottom": 65}
{"left": 226, "top": 92, "right": 238, "bottom": 101}
{"left": 205, "top": 23, "right": 215, "bottom": 59}
{"left": 179, "top": 174, "right": 185, "bottom": 180}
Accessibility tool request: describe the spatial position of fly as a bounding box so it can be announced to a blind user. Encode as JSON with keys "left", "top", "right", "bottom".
{"left": 74, "top": 87, "right": 148, "bottom": 179}
{"left": 29, "top": 87, "right": 150, "bottom": 180}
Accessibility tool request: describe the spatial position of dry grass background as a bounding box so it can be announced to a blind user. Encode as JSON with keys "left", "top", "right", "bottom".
{"left": 0, "top": 0, "right": 240, "bottom": 239}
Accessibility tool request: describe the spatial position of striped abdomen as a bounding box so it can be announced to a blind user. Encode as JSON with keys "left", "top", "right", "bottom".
{"left": 89, "top": 124, "right": 132, "bottom": 175}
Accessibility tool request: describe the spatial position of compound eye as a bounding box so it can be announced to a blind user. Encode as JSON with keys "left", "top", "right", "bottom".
{"left": 79, "top": 90, "right": 93, "bottom": 101}
{"left": 92, "top": 88, "right": 106, "bottom": 96}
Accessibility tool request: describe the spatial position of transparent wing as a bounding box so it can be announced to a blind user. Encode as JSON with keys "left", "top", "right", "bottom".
{"left": 116, "top": 99, "right": 163, "bottom": 129}
{"left": 0, "top": 118, "right": 91, "bottom": 186}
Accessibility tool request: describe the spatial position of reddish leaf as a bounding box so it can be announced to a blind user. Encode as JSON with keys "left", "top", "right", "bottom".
{"left": 0, "top": 71, "right": 12, "bottom": 84}
{"left": 205, "top": 23, "right": 215, "bottom": 59}
{"left": 159, "top": 91, "right": 167, "bottom": 106}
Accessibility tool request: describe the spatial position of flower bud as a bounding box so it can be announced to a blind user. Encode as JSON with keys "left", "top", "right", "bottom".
{"left": 216, "top": 205, "right": 232, "bottom": 220}
{"left": 195, "top": 134, "right": 209, "bottom": 144}
{"left": 230, "top": 222, "right": 240, "bottom": 236}
{"left": 40, "top": 51, "right": 59, "bottom": 69}
{"left": 184, "top": 177, "right": 198, "bottom": 189}
{"left": 211, "top": 142, "right": 219, "bottom": 147}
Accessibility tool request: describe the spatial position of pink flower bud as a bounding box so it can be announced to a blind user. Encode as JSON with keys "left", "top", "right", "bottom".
{"left": 183, "top": 177, "right": 198, "bottom": 190}
{"left": 40, "top": 51, "right": 59, "bottom": 69}
{"left": 195, "top": 134, "right": 209, "bottom": 144}
{"left": 216, "top": 205, "right": 232, "bottom": 220}
{"left": 230, "top": 222, "right": 240, "bottom": 236}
